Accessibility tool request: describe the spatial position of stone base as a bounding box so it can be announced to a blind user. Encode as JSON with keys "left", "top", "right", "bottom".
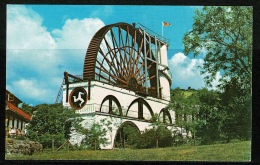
{"left": 5, "top": 138, "right": 43, "bottom": 155}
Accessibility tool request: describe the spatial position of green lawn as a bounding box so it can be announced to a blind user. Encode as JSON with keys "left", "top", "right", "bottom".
{"left": 5, "top": 141, "right": 251, "bottom": 161}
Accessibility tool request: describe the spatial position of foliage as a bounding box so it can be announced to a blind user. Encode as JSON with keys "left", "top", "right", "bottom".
{"left": 38, "top": 133, "right": 64, "bottom": 149}
{"left": 183, "top": 6, "right": 252, "bottom": 88}
{"left": 194, "top": 89, "right": 223, "bottom": 144}
{"left": 169, "top": 86, "right": 251, "bottom": 145}
{"left": 121, "top": 124, "right": 141, "bottom": 149}
{"left": 122, "top": 125, "right": 173, "bottom": 149}
{"left": 114, "top": 117, "right": 173, "bottom": 149}
{"left": 150, "top": 113, "right": 174, "bottom": 148}
{"left": 80, "top": 119, "right": 111, "bottom": 150}
{"left": 219, "top": 78, "right": 251, "bottom": 142}
{"left": 138, "top": 126, "right": 173, "bottom": 149}
{"left": 27, "top": 103, "right": 81, "bottom": 148}
{"left": 136, "top": 114, "right": 173, "bottom": 149}
{"left": 169, "top": 88, "right": 224, "bottom": 144}
{"left": 168, "top": 88, "right": 200, "bottom": 141}
{"left": 21, "top": 103, "right": 35, "bottom": 115}
{"left": 180, "top": 6, "right": 252, "bottom": 145}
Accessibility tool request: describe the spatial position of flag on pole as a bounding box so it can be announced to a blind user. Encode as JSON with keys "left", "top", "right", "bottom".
{"left": 162, "top": 22, "right": 171, "bottom": 26}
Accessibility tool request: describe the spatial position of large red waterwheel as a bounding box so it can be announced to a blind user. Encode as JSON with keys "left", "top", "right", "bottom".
{"left": 83, "top": 22, "right": 161, "bottom": 97}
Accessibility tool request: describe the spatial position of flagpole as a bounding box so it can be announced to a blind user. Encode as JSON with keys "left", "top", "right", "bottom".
{"left": 162, "top": 22, "right": 164, "bottom": 38}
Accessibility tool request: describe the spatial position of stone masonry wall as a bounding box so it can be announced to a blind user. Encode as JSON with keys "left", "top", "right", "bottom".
{"left": 5, "top": 138, "right": 43, "bottom": 155}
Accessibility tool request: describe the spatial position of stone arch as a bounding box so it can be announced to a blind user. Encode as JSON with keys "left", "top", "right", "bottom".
{"left": 113, "top": 121, "right": 141, "bottom": 148}
{"left": 100, "top": 95, "right": 123, "bottom": 116}
{"left": 159, "top": 108, "right": 172, "bottom": 124}
{"left": 126, "top": 98, "right": 154, "bottom": 120}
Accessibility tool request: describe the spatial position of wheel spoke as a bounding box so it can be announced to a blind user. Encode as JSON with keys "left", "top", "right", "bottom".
{"left": 98, "top": 48, "right": 119, "bottom": 79}
{"left": 96, "top": 58, "right": 118, "bottom": 83}
{"left": 103, "top": 36, "right": 129, "bottom": 80}
{"left": 125, "top": 27, "right": 132, "bottom": 77}
{"left": 110, "top": 29, "right": 128, "bottom": 77}
{"left": 130, "top": 30, "right": 137, "bottom": 75}
{"left": 135, "top": 37, "right": 144, "bottom": 74}
{"left": 109, "top": 30, "right": 121, "bottom": 74}
{"left": 83, "top": 23, "right": 161, "bottom": 95}
{"left": 99, "top": 66, "right": 128, "bottom": 85}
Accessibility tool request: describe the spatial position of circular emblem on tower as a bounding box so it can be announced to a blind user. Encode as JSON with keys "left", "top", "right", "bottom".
{"left": 69, "top": 87, "right": 87, "bottom": 110}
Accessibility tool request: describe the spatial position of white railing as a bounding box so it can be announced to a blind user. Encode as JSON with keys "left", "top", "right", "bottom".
{"left": 77, "top": 104, "right": 100, "bottom": 114}
{"left": 76, "top": 104, "right": 123, "bottom": 114}
{"left": 76, "top": 103, "right": 153, "bottom": 118}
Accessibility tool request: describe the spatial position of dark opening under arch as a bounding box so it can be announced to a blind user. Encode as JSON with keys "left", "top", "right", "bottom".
{"left": 100, "top": 95, "right": 123, "bottom": 116}
{"left": 114, "top": 121, "right": 140, "bottom": 148}
{"left": 126, "top": 98, "right": 154, "bottom": 120}
{"left": 159, "top": 108, "right": 172, "bottom": 124}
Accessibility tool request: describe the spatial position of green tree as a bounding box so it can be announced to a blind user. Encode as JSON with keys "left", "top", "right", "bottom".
{"left": 138, "top": 125, "right": 173, "bottom": 149}
{"left": 150, "top": 113, "right": 161, "bottom": 148}
{"left": 219, "top": 78, "right": 251, "bottom": 142}
{"left": 169, "top": 88, "right": 225, "bottom": 145}
{"left": 80, "top": 119, "right": 111, "bottom": 150}
{"left": 21, "top": 103, "right": 34, "bottom": 115}
{"left": 182, "top": 6, "right": 252, "bottom": 143}
{"left": 121, "top": 124, "right": 141, "bottom": 149}
{"left": 183, "top": 6, "right": 252, "bottom": 88}
{"left": 195, "top": 89, "right": 223, "bottom": 144}
{"left": 168, "top": 88, "right": 200, "bottom": 144}
{"left": 27, "top": 103, "right": 80, "bottom": 148}
{"left": 113, "top": 121, "right": 141, "bottom": 149}
{"left": 136, "top": 127, "right": 173, "bottom": 149}
{"left": 114, "top": 117, "right": 173, "bottom": 149}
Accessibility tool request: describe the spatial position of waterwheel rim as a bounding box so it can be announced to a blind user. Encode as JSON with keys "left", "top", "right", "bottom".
{"left": 83, "top": 22, "right": 158, "bottom": 95}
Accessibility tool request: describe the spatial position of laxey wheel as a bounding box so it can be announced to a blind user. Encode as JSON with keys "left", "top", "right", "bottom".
{"left": 83, "top": 22, "right": 165, "bottom": 98}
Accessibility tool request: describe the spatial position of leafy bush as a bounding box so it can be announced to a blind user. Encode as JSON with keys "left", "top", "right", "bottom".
{"left": 136, "top": 126, "right": 173, "bottom": 149}
{"left": 117, "top": 125, "right": 174, "bottom": 149}
{"left": 81, "top": 122, "right": 109, "bottom": 150}
{"left": 27, "top": 103, "right": 81, "bottom": 149}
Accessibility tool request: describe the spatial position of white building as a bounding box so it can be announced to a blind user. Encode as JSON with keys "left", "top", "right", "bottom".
{"left": 61, "top": 22, "right": 182, "bottom": 149}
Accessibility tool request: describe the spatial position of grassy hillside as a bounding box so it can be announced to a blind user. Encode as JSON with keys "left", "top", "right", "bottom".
{"left": 5, "top": 141, "right": 250, "bottom": 161}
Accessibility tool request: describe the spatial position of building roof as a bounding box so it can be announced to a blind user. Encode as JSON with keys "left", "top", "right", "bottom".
{"left": 6, "top": 101, "right": 31, "bottom": 122}
{"left": 6, "top": 90, "right": 23, "bottom": 107}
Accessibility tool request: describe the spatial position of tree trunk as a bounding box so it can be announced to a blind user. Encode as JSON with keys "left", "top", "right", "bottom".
{"left": 227, "top": 135, "right": 230, "bottom": 143}
{"left": 94, "top": 139, "right": 97, "bottom": 150}
{"left": 193, "top": 132, "right": 196, "bottom": 146}
{"left": 52, "top": 138, "right": 54, "bottom": 152}
{"left": 120, "top": 130, "right": 123, "bottom": 148}
{"left": 123, "top": 134, "right": 125, "bottom": 148}
{"left": 156, "top": 138, "right": 159, "bottom": 148}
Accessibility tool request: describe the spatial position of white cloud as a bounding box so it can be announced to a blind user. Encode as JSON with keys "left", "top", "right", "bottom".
{"left": 9, "top": 79, "right": 53, "bottom": 104}
{"left": 7, "top": 5, "right": 56, "bottom": 50}
{"left": 51, "top": 18, "right": 105, "bottom": 75}
{"left": 168, "top": 52, "right": 221, "bottom": 90}
{"left": 6, "top": 5, "right": 221, "bottom": 105}
{"left": 6, "top": 5, "right": 105, "bottom": 105}
{"left": 52, "top": 18, "right": 104, "bottom": 49}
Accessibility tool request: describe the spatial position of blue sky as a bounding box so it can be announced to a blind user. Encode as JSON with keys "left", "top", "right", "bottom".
{"left": 6, "top": 5, "right": 221, "bottom": 106}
